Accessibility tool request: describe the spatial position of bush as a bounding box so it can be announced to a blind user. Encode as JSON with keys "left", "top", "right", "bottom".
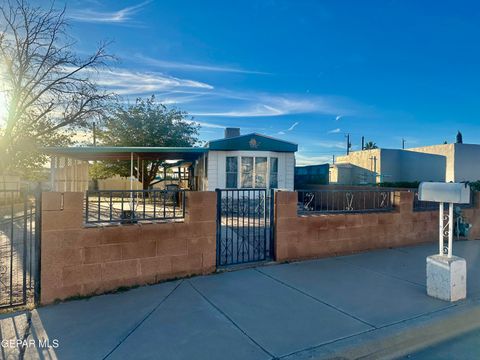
{"left": 469, "top": 181, "right": 480, "bottom": 192}
{"left": 376, "top": 181, "right": 420, "bottom": 189}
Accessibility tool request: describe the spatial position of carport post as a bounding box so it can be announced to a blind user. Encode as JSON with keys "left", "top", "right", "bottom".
{"left": 130, "top": 152, "right": 134, "bottom": 210}
{"left": 50, "top": 156, "right": 56, "bottom": 191}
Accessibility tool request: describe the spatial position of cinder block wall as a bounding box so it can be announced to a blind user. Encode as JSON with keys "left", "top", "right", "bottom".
{"left": 40, "top": 191, "right": 216, "bottom": 305}
{"left": 275, "top": 192, "right": 480, "bottom": 262}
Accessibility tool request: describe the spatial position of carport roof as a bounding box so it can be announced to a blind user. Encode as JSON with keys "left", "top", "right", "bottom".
{"left": 42, "top": 146, "right": 208, "bottom": 161}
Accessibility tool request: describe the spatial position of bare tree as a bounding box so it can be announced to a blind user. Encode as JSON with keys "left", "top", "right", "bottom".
{"left": 0, "top": 0, "right": 113, "bottom": 176}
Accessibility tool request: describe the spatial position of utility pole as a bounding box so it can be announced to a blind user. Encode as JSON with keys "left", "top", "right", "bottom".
{"left": 332, "top": 154, "right": 335, "bottom": 164}
{"left": 346, "top": 133, "right": 351, "bottom": 155}
{"left": 402, "top": 138, "right": 405, "bottom": 149}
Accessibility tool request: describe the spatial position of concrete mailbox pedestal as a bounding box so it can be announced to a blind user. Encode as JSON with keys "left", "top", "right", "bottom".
{"left": 418, "top": 182, "right": 471, "bottom": 302}
{"left": 427, "top": 255, "right": 466, "bottom": 302}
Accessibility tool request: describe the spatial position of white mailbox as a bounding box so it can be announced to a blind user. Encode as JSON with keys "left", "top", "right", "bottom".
{"left": 418, "top": 182, "right": 471, "bottom": 302}
{"left": 418, "top": 182, "right": 470, "bottom": 204}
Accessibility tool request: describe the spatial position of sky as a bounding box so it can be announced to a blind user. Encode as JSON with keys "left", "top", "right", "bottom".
{"left": 49, "top": 0, "right": 480, "bottom": 164}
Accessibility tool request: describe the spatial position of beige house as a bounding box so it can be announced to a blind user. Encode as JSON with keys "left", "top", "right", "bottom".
{"left": 330, "top": 148, "right": 446, "bottom": 185}
{"left": 408, "top": 143, "right": 480, "bottom": 182}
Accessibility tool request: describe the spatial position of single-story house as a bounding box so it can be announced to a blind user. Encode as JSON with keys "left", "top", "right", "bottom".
{"left": 330, "top": 148, "right": 446, "bottom": 185}
{"left": 407, "top": 143, "right": 480, "bottom": 182}
{"left": 196, "top": 128, "right": 297, "bottom": 191}
{"left": 43, "top": 128, "right": 298, "bottom": 191}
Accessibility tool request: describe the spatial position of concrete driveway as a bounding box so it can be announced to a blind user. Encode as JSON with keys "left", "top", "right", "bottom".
{"left": 2, "top": 240, "right": 480, "bottom": 359}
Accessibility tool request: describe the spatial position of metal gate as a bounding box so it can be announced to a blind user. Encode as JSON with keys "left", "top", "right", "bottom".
{"left": 0, "top": 189, "right": 41, "bottom": 309}
{"left": 216, "top": 189, "right": 274, "bottom": 267}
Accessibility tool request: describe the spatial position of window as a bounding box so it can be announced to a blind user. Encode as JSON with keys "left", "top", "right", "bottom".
{"left": 241, "top": 157, "right": 253, "bottom": 188}
{"left": 226, "top": 157, "right": 238, "bottom": 188}
{"left": 270, "top": 157, "right": 278, "bottom": 188}
{"left": 255, "top": 157, "right": 267, "bottom": 188}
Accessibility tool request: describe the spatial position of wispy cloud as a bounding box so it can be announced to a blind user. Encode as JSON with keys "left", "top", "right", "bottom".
{"left": 192, "top": 104, "right": 284, "bottom": 117}
{"left": 277, "top": 121, "right": 300, "bottom": 135}
{"left": 135, "top": 54, "right": 270, "bottom": 75}
{"left": 90, "top": 68, "right": 213, "bottom": 96}
{"left": 315, "top": 140, "right": 346, "bottom": 149}
{"left": 69, "top": 1, "right": 152, "bottom": 24}
{"left": 287, "top": 121, "right": 300, "bottom": 131}
{"left": 335, "top": 115, "right": 343, "bottom": 121}
{"left": 296, "top": 153, "right": 332, "bottom": 166}
{"left": 194, "top": 121, "right": 226, "bottom": 129}
{"left": 328, "top": 128, "right": 341, "bottom": 134}
{"left": 191, "top": 94, "right": 361, "bottom": 118}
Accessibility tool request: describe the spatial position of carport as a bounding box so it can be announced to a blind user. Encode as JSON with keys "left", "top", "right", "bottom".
{"left": 42, "top": 146, "right": 208, "bottom": 224}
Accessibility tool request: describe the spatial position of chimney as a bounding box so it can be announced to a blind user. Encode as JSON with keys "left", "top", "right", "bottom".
{"left": 225, "top": 127, "right": 240, "bottom": 138}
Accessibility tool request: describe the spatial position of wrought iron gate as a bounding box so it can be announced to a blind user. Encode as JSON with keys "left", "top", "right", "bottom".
{"left": 216, "top": 189, "right": 274, "bottom": 267}
{"left": 0, "top": 189, "right": 41, "bottom": 308}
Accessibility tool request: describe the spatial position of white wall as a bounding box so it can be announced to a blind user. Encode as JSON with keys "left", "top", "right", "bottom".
{"left": 453, "top": 144, "right": 480, "bottom": 182}
{"left": 205, "top": 150, "right": 295, "bottom": 190}
{"left": 408, "top": 144, "right": 455, "bottom": 181}
{"left": 334, "top": 148, "right": 445, "bottom": 184}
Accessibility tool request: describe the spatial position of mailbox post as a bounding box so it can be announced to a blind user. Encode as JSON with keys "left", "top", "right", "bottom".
{"left": 418, "top": 182, "right": 470, "bottom": 302}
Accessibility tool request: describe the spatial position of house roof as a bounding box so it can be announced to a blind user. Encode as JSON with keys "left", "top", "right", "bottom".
{"left": 42, "top": 146, "right": 208, "bottom": 161}
{"left": 208, "top": 133, "right": 298, "bottom": 152}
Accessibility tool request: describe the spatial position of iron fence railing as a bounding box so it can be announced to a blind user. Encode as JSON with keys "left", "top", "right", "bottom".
{"left": 412, "top": 189, "right": 475, "bottom": 212}
{"left": 297, "top": 189, "right": 395, "bottom": 215}
{"left": 85, "top": 189, "right": 186, "bottom": 224}
{"left": 0, "top": 189, "right": 40, "bottom": 308}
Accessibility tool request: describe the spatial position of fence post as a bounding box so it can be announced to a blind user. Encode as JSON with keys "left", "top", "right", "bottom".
{"left": 215, "top": 189, "right": 221, "bottom": 267}
{"left": 270, "top": 188, "right": 276, "bottom": 261}
{"left": 34, "top": 185, "right": 42, "bottom": 305}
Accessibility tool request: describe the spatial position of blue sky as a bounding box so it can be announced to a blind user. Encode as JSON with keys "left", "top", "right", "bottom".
{"left": 57, "top": 0, "right": 480, "bottom": 164}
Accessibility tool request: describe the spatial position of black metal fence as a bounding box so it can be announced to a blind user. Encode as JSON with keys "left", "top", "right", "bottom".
{"left": 216, "top": 189, "right": 274, "bottom": 267}
{"left": 0, "top": 190, "right": 40, "bottom": 308}
{"left": 85, "top": 189, "right": 186, "bottom": 224}
{"left": 413, "top": 189, "right": 475, "bottom": 212}
{"left": 297, "top": 189, "right": 395, "bottom": 215}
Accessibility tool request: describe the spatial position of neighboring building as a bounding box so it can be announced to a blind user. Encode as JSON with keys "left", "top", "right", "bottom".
{"left": 407, "top": 143, "right": 480, "bottom": 182}
{"left": 330, "top": 148, "right": 446, "bottom": 185}
{"left": 196, "top": 128, "right": 297, "bottom": 191}
{"left": 294, "top": 164, "right": 329, "bottom": 189}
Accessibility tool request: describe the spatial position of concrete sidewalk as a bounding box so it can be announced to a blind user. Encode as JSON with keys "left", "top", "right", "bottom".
{"left": 2, "top": 240, "right": 480, "bottom": 359}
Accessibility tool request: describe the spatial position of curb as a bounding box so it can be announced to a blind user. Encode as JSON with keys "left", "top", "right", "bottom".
{"left": 283, "top": 298, "right": 480, "bottom": 360}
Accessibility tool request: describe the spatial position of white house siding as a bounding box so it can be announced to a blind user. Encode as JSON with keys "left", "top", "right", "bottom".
{"left": 205, "top": 150, "right": 295, "bottom": 191}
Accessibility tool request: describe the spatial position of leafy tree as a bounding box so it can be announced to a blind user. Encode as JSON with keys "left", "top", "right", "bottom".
{"left": 364, "top": 141, "right": 378, "bottom": 150}
{"left": 92, "top": 96, "right": 199, "bottom": 189}
{"left": 0, "top": 0, "right": 112, "bottom": 178}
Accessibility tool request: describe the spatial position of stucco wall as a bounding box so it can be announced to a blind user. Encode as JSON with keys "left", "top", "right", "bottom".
{"left": 206, "top": 150, "right": 295, "bottom": 190}
{"left": 335, "top": 148, "right": 445, "bottom": 184}
{"left": 40, "top": 191, "right": 216, "bottom": 305}
{"left": 275, "top": 191, "right": 480, "bottom": 262}
{"left": 453, "top": 144, "right": 480, "bottom": 182}
{"left": 408, "top": 144, "right": 455, "bottom": 181}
